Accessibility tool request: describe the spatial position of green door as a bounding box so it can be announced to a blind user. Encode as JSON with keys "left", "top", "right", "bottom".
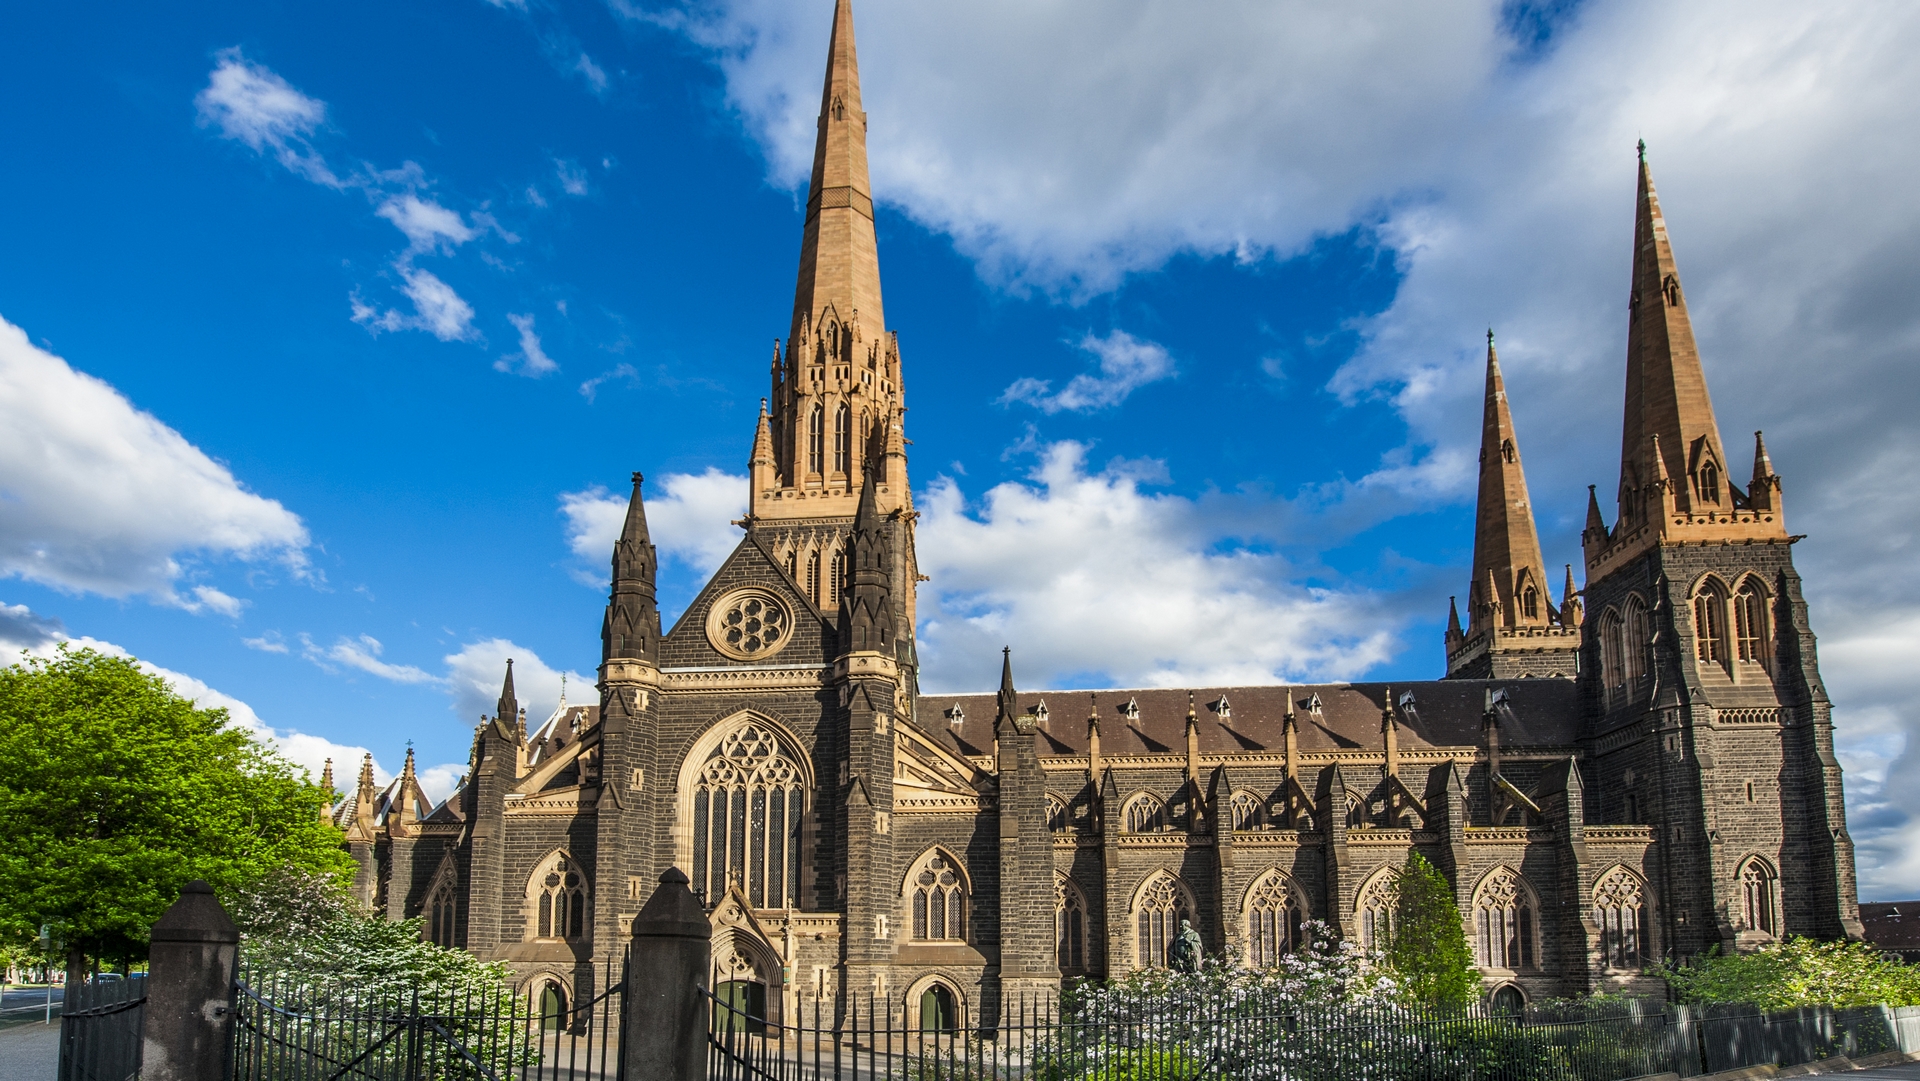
{"left": 918, "top": 985, "right": 955, "bottom": 1032}
{"left": 715, "top": 980, "right": 766, "bottom": 1034}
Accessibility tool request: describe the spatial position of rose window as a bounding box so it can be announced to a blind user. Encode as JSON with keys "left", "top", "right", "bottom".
{"left": 707, "top": 590, "right": 793, "bottom": 660}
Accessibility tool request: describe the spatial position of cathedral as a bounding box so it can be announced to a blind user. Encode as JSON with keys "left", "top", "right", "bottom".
{"left": 322, "top": 0, "right": 1860, "bottom": 1026}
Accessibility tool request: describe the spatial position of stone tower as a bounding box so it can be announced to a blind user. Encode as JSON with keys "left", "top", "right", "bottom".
{"left": 1578, "top": 144, "right": 1859, "bottom": 954}
{"left": 1447, "top": 331, "right": 1581, "bottom": 679}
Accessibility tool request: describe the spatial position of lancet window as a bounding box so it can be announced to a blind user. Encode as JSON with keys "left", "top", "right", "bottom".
{"left": 1245, "top": 871, "right": 1305, "bottom": 968}
{"left": 1694, "top": 580, "right": 1729, "bottom": 667}
{"left": 1593, "top": 867, "right": 1646, "bottom": 970}
{"left": 1734, "top": 579, "right": 1770, "bottom": 667}
{"left": 1474, "top": 867, "right": 1536, "bottom": 970}
{"left": 1046, "top": 796, "right": 1070, "bottom": 834}
{"left": 1600, "top": 609, "right": 1625, "bottom": 692}
{"left": 829, "top": 550, "right": 845, "bottom": 607}
{"left": 1738, "top": 858, "right": 1778, "bottom": 936}
{"left": 833, "top": 404, "right": 851, "bottom": 474}
{"left": 1056, "top": 874, "right": 1088, "bottom": 973}
{"left": 1522, "top": 584, "right": 1539, "bottom": 620}
{"left": 1623, "top": 597, "right": 1649, "bottom": 686}
{"left": 1135, "top": 873, "right": 1193, "bottom": 969}
{"left": 529, "top": 853, "right": 586, "bottom": 942}
{"left": 426, "top": 875, "right": 458, "bottom": 948}
{"left": 909, "top": 851, "right": 966, "bottom": 941}
{"left": 806, "top": 553, "right": 821, "bottom": 606}
{"left": 690, "top": 722, "right": 806, "bottom": 909}
{"left": 1356, "top": 870, "right": 1397, "bottom": 950}
{"left": 807, "top": 404, "right": 824, "bottom": 476}
{"left": 1699, "top": 460, "right": 1720, "bottom": 504}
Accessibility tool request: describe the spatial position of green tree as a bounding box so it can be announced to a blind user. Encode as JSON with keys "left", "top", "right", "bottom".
{"left": 1664, "top": 937, "right": 1920, "bottom": 1009}
{"left": 1386, "top": 852, "right": 1480, "bottom": 1009}
{"left": 0, "top": 645, "right": 352, "bottom": 984}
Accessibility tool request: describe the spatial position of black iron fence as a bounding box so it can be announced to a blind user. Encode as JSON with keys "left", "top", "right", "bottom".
{"left": 230, "top": 955, "right": 627, "bottom": 1080}
{"left": 706, "top": 989, "right": 1920, "bottom": 1081}
{"left": 57, "top": 976, "right": 147, "bottom": 1081}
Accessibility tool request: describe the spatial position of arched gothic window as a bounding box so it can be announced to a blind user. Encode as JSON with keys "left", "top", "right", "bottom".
{"left": 1056, "top": 874, "right": 1088, "bottom": 973}
{"left": 1599, "top": 609, "right": 1626, "bottom": 692}
{"left": 833, "top": 404, "right": 851, "bottom": 474}
{"left": 1522, "top": 585, "right": 1539, "bottom": 620}
{"left": 829, "top": 550, "right": 845, "bottom": 607}
{"left": 1738, "top": 858, "right": 1778, "bottom": 936}
{"left": 426, "top": 873, "right": 458, "bottom": 948}
{"left": 806, "top": 552, "right": 821, "bottom": 606}
{"left": 1046, "top": 796, "right": 1070, "bottom": 834}
{"left": 908, "top": 851, "right": 966, "bottom": 941}
{"left": 1593, "top": 866, "right": 1646, "bottom": 970}
{"left": 1232, "top": 791, "right": 1265, "bottom": 832}
{"left": 1699, "top": 460, "right": 1720, "bottom": 504}
{"left": 1124, "top": 795, "right": 1168, "bottom": 834}
{"left": 1135, "top": 873, "right": 1193, "bottom": 969}
{"left": 1734, "top": 580, "right": 1770, "bottom": 667}
{"left": 1623, "top": 597, "right": 1650, "bottom": 686}
{"left": 1356, "top": 870, "right": 1398, "bottom": 951}
{"left": 1245, "top": 871, "right": 1304, "bottom": 968}
{"left": 1694, "top": 580, "right": 1729, "bottom": 668}
{"left": 690, "top": 722, "right": 806, "bottom": 909}
{"left": 529, "top": 854, "right": 586, "bottom": 941}
{"left": 1475, "top": 867, "right": 1537, "bottom": 970}
{"left": 807, "top": 404, "right": 824, "bottom": 476}
{"left": 1346, "top": 793, "right": 1369, "bottom": 830}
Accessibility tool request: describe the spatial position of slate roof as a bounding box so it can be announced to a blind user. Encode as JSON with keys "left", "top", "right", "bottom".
{"left": 1860, "top": 902, "right": 1920, "bottom": 956}
{"left": 910, "top": 679, "right": 1579, "bottom": 761}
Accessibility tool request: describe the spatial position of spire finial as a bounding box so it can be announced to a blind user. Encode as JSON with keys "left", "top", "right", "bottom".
{"left": 1487, "top": 327, "right": 1495, "bottom": 347}
{"left": 1637, "top": 138, "right": 1646, "bottom": 162}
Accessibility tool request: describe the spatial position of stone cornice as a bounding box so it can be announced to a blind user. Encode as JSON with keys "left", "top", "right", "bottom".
{"left": 658, "top": 664, "right": 831, "bottom": 694}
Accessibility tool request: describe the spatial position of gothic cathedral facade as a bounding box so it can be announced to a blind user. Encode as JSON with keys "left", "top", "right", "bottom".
{"left": 327, "top": 0, "right": 1860, "bottom": 1025}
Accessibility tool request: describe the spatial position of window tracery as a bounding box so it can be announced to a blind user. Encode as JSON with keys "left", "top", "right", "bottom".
{"left": 1474, "top": 867, "right": 1536, "bottom": 970}
{"left": 1356, "top": 870, "right": 1397, "bottom": 950}
{"left": 690, "top": 722, "right": 806, "bottom": 909}
{"left": 529, "top": 853, "right": 586, "bottom": 941}
{"left": 1593, "top": 866, "right": 1646, "bottom": 970}
{"left": 1738, "top": 858, "right": 1778, "bottom": 936}
{"left": 1232, "top": 791, "right": 1265, "bottom": 831}
{"left": 909, "top": 852, "right": 966, "bottom": 941}
{"left": 1124, "top": 794, "right": 1169, "bottom": 834}
{"left": 807, "top": 404, "right": 824, "bottom": 476}
{"left": 1245, "top": 871, "right": 1304, "bottom": 968}
{"left": 1694, "top": 579, "right": 1729, "bottom": 668}
{"left": 1134, "top": 873, "right": 1193, "bottom": 969}
{"left": 1734, "top": 579, "right": 1770, "bottom": 667}
{"left": 1046, "top": 796, "right": 1070, "bottom": 834}
{"left": 426, "top": 873, "right": 458, "bottom": 947}
{"left": 833, "top": 404, "right": 850, "bottom": 474}
{"left": 1056, "top": 874, "right": 1087, "bottom": 972}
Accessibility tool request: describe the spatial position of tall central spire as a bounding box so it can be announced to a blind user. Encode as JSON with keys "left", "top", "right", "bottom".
{"left": 790, "top": 0, "right": 884, "bottom": 345}
{"left": 756, "top": 0, "right": 909, "bottom": 524}
{"left": 1468, "top": 331, "right": 1552, "bottom": 635}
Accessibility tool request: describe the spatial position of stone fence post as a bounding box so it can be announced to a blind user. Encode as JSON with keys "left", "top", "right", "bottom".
{"left": 141, "top": 879, "right": 239, "bottom": 1081}
{"left": 625, "top": 868, "right": 711, "bottom": 1081}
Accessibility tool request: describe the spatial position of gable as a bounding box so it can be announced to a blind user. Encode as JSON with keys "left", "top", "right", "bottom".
{"left": 659, "top": 531, "right": 835, "bottom": 668}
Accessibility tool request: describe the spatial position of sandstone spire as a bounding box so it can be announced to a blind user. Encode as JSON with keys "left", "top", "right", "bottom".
{"left": 1467, "top": 330, "right": 1553, "bottom": 635}
{"left": 758, "top": 0, "right": 909, "bottom": 521}
{"left": 1620, "top": 143, "right": 1729, "bottom": 518}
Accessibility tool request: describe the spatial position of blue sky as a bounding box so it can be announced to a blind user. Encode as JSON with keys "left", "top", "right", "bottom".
{"left": 4, "top": 1, "right": 1920, "bottom": 896}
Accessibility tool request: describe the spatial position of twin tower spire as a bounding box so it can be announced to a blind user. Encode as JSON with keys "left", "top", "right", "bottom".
{"left": 1447, "top": 145, "right": 1785, "bottom": 677}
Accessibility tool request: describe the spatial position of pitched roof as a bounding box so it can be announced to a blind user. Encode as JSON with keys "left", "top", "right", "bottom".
{"left": 911, "top": 679, "right": 1578, "bottom": 760}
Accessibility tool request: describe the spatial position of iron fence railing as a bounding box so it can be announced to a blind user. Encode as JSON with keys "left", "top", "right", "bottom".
{"left": 57, "top": 976, "right": 147, "bottom": 1081}
{"left": 230, "top": 953, "right": 627, "bottom": 1080}
{"left": 706, "top": 990, "right": 1920, "bottom": 1081}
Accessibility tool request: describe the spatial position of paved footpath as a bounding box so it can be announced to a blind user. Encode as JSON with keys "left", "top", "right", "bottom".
{"left": 0, "top": 1021, "right": 58, "bottom": 1081}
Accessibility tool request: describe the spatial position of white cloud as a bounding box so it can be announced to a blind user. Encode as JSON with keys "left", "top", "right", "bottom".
{"left": 442, "top": 638, "right": 590, "bottom": 727}
{"left": 1000, "top": 329, "right": 1175, "bottom": 413}
{"left": 0, "top": 316, "right": 309, "bottom": 605}
{"left": 194, "top": 48, "right": 339, "bottom": 187}
{"left": 352, "top": 269, "right": 480, "bottom": 343}
{"left": 575, "top": 54, "right": 609, "bottom": 93}
{"left": 498, "top": 313, "right": 558, "bottom": 376}
{"left": 560, "top": 468, "right": 746, "bottom": 585}
{"left": 916, "top": 442, "right": 1395, "bottom": 692}
{"left": 376, "top": 194, "right": 477, "bottom": 254}
{"left": 579, "top": 362, "right": 638, "bottom": 402}
{"left": 242, "top": 631, "right": 289, "bottom": 653}
{"left": 555, "top": 159, "right": 590, "bottom": 197}
{"left": 301, "top": 633, "right": 440, "bottom": 685}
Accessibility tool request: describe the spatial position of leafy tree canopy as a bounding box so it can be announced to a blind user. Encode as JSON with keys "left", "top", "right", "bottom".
{"left": 1386, "top": 852, "right": 1480, "bottom": 1009}
{"left": 1664, "top": 936, "right": 1920, "bottom": 1009}
{"left": 0, "top": 645, "right": 352, "bottom": 968}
